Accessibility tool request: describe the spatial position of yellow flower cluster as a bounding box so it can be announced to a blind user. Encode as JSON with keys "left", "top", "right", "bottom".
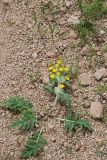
{"left": 59, "top": 84, "right": 65, "bottom": 89}
{"left": 48, "top": 59, "right": 70, "bottom": 88}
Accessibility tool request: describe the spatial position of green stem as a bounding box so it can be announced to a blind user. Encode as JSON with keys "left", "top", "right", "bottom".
{"left": 37, "top": 127, "right": 43, "bottom": 143}
{"left": 57, "top": 118, "right": 76, "bottom": 123}
{"left": 53, "top": 94, "right": 58, "bottom": 107}
{"left": 53, "top": 83, "right": 60, "bottom": 107}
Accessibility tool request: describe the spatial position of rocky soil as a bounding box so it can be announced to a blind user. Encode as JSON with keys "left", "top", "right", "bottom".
{"left": 0, "top": 0, "right": 107, "bottom": 160}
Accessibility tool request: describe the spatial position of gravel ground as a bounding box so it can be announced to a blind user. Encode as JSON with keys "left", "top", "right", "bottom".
{"left": 0, "top": 0, "right": 107, "bottom": 160}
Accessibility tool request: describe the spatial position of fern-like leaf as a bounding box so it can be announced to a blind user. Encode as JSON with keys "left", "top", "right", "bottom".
{"left": 94, "top": 82, "right": 107, "bottom": 94}
{"left": 44, "top": 85, "right": 54, "bottom": 93}
{"left": 44, "top": 79, "right": 57, "bottom": 94}
{"left": 21, "top": 133, "right": 47, "bottom": 159}
{"left": 11, "top": 109, "right": 36, "bottom": 131}
{"left": 60, "top": 113, "right": 92, "bottom": 132}
{"left": 76, "top": 119, "right": 92, "bottom": 131}
{"left": 1, "top": 96, "right": 32, "bottom": 112}
{"left": 64, "top": 114, "right": 76, "bottom": 132}
{"left": 58, "top": 91, "right": 72, "bottom": 108}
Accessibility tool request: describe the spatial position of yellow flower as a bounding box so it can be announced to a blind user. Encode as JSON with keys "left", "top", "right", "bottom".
{"left": 64, "top": 67, "right": 69, "bottom": 72}
{"left": 48, "top": 66, "right": 53, "bottom": 71}
{"left": 53, "top": 68, "right": 57, "bottom": 73}
{"left": 57, "top": 59, "right": 62, "bottom": 64}
{"left": 50, "top": 74, "right": 55, "bottom": 79}
{"left": 59, "top": 67, "right": 64, "bottom": 72}
{"left": 55, "top": 63, "right": 59, "bottom": 68}
{"left": 66, "top": 76, "right": 70, "bottom": 81}
{"left": 57, "top": 72, "right": 61, "bottom": 76}
{"left": 59, "top": 84, "right": 65, "bottom": 89}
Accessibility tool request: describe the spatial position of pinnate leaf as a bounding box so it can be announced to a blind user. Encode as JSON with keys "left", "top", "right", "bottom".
{"left": 21, "top": 133, "right": 47, "bottom": 159}
{"left": 1, "top": 96, "right": 32, "bottom": 112}
{"left": 11, "top": 109, "right": 36, "bottom": 131}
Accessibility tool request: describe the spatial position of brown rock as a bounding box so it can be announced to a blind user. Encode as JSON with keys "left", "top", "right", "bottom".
{"left": 42, "top": 74, "right": 49, "bottom": 84}
{"left": 75, "top": 143, "right": 81, "bottom": 151}
{"left": 90, "top": 102, "right": 103, "bottom": 119}
{"left": 51, "top": 137, "right": 56, "bottom": 142}
{"left": 94, "top": 68, "right": 106, "bottom": 80}
{"left": 65, "top": 0, "right": 73, "bottom": 8}
{"left": 81, "top": 45, "right": 89, "bottom": 56}
{"left": 68, "top": 30, "right": 77, "bottom": 39}
{"left": 83, "top": 101, "right": 90, "bottom": 108}
{"left": 46, "top": 51, "right": 56, "bottom": 58}
{"left": 32, "top": 52, "right": 38, "bottom": 59}
{"left": 79, "top": 73, "right": 91, "bottom": 86}
{"left": 67, "top": 16, "right": 80, "bottom": 26}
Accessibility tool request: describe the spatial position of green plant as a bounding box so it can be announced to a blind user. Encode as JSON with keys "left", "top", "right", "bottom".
{"left": 87, "top": 43, "right": 95, "bottom": 68}
{"left": 96, "top": 140, "right": 107, "bottom": 158}
{"left": 0, "top": 96, "right": 32, "bottom": 112}
{"left": 45, "top": 59, "right": 72, "bottom": 111}
{"left": 70, "top": 63, "right": 79, "bottom": 80}
{"left": 45, "top": 59, "right": 92, "bottom": 132}
{"left": 77, "top": 0, "right": 107, "bottom": 21}
{"left": 48, "top": 21, "right": 56, "bottom": 45}
{"left": 94, "top": 82, "right": 107, "bottom": 94}
{"left": 94, "top": 83, "right": 107, "bottom": 101}
{"left": 57, "top": 113, "right": 92, "bottom": 132}
{"left": 28, "top": 71, "right": 41, "bottom": 84}
{"left": 32, "top": 11, "right": 46, "bottom": 39}
{"left": 11, "top": 109, "right": 36, "bottom": 131}
{"left": 21, "top": 132, "right": 47, "bottom": 159}
{"left": 39, "top": 0, "right": 62, "bottom": 48}
{"left": 40, "top": 0, "right": 60, "bottom": 22}
{"left": 102, "top": 42, "right": 107, "bottom": 53}
{"left": 76, "top": 0, "right": 107, "bottom": 43}
{"left": 1, "top": 96, "right": 47, "bottom": 159}
{"left": 76, "top": 20, "right": 97, "bottom": 43}
{"left": 28, "top": 73, "right": 37, "bottom": 84}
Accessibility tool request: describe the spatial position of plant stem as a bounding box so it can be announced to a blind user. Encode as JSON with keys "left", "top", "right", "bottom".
{"left": 37, "top": 126, "right": 43, "bottom": 142}
{"left": 57, "top": 118, "right": 76, "bottom": 123}
{"left": 53, "top": 83, "right": 60, "bottom": 107}
{"left": 53, "top": 94, "right": 58, "bottom": 107}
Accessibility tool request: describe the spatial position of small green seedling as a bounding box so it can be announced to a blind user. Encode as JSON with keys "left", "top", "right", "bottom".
{"left": 94, "top": 82, "right": 107, "bottom": 94}
{"left": 102, "top": 43, "right": 107, "bottom": 53}
{"left": 57, "top": 113, "right": 92, "bottom": 132}
{"left": 21, "top": 132, "right": 47, "bottom": 159}
{"left": 40, "top": 0, "right": 60, "bottom": 22}
{"left": 28, "top": 71, "right": 41, "bottom": 84}
{"left": 11, "top": 109, "right": 36, "bottom": 132}
{"left": 96, "top": 140, "right": 107, "bottom": 158}
{"left": 32, "top": 11, "right": 46, "bottom": 39}
{"left": 70, "top": 63, "right": 79, "bottom": 80}
{"left": 76, "top": 0, "right": 107, "bottom": 43}
{"left": 28, "top": 73, "right": 37, "bottom": 84}
{"left": 86, "top": 44, "right": 95, "bottom": 68}
{"left": 1, "top": 96, "right": 47, "bottom": 158}
{"left": 0, "top": 96, "right": 32, "bottom": 112}
{"left": 94, "top": 82, "right": 107, "bottom": 101}
{"left": 76, "top": 20, "right": 96, "bottom": 43}
{"left": 77, "top": 0, "right": 107, "bottom": 21}
{"left": 48, "top": 21, "right": 56, "bottom": 45}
